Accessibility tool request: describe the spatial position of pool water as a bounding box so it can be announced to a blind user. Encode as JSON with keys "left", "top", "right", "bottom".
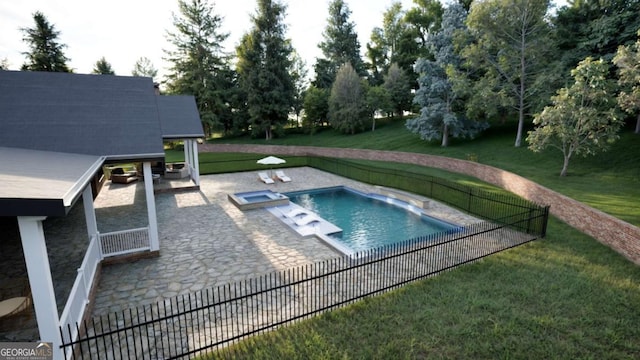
{"left": 244, "top": 194, "right": 272, "bottom": 203}
{"left": 286, "top": 187, "right": 458, "bottom": 253}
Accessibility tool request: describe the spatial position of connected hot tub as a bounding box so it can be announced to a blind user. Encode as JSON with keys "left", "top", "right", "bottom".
{"left": 228, "top": 190, "right": 289, "bottom": 210}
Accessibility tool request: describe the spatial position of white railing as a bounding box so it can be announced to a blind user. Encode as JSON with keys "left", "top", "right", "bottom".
{"left": 99, "top": 227, "right": 150, "bottom": 257}
{"left": 59, "top": 234, "right": 102, "bottom": 350}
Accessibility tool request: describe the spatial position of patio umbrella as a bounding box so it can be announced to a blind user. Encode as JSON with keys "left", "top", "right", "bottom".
{"left": 257, "top": 156, "right": 286, "bottom": 177}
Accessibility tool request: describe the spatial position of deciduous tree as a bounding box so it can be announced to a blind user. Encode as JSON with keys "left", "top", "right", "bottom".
{"left": 329, "top": 63, "right": 368, "bottom": 134}
{"left": 464, "top": 0, "right": 553, "bottom": 147}
{"left": 303, "top": 85, "right": 330, "bottom": 134}
{"left": 527, "top": 58, "right": 623, "bottom": 176}
{"left": 383, "top": 63, "right": 412, "bottom": 118}
{"left": 21, "top": 11, "right": 71, "bottom": 72}
{"left": 613, "top": 31, "right": 640, "bottom": 134}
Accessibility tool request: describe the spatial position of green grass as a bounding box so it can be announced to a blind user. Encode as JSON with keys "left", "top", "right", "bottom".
{"left": 206, "top": 118, "right": 640, "bottom": 225}
{"left": 203, "top": 219, "right": 640, "bottom": 359}
{"left": 180, "top": 118, "right": 640, "bottom": 359}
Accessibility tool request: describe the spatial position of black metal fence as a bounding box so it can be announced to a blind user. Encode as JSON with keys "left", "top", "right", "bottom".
{"left": 308, "top": 157, "right": 549, "bottom": 236}
{"left": 60, "top": 157, "right": 550, "bottom": 358}
{"left": 60, "top": 217, "right": 547, "bottom": 358}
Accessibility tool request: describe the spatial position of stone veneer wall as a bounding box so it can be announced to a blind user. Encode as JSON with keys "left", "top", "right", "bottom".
{"left": 200, "top": 144, "right": 640, "bottom": 265}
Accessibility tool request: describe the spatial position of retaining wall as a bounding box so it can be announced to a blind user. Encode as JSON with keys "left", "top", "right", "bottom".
{"left": 199, "top": 144, "right": 640, "bottom": 265}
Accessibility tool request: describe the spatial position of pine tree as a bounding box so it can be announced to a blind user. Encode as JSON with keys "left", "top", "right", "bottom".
{"left": 131, "top": 57, "right": 158, "bottom": 79}
{"left": 407, "top": 3, "right": 487, "bottom": 146}
{"left": 236, "top": 0, "right": 294, "bottom": 140}
{"left": 21, "top": 11, "right": 71, "bottom": 72}
{"left": 164, "top": 0, "right": 232, "bottom": 137}
{"left": 313, "top": 0, "right": 364, "bottom": 88}
{"left": 92, "top": 57, "right": 115, "bottom": 75}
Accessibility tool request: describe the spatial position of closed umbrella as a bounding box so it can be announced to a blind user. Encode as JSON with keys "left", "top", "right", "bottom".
{"left": 257, "top": 156, "right": 286, "bottom": 177}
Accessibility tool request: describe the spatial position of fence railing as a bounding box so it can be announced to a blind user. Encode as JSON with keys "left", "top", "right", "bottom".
{"left": 59, "top": 234, "right": 102, "bottom": 350}
{"left": 307, "top": 157, "right": 549, "bottom": 236}
{"left": 99, "top": 227, "right": 150, "bottom": 257}
{"left": 61, "top": 216, "right": 547, "bottom": 359}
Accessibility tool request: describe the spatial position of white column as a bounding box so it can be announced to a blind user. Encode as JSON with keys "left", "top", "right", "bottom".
{"left": 143, "top": 162, "right": 160, "bottom": 251}
{"left": 191, "top": 139, "right": 200, "bottom": 186}
{"left": 82, "top": 186, "right": 98, "bottom": 241}
{"left": 17, "top": 216, "right": 63, "bottom": 360}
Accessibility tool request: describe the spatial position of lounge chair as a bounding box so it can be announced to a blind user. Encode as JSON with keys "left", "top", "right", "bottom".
{"left": 258, "top": 172, "right": 274, "bottom": 184}
{"left": 285, "top": 208, "right": 308, "bottom": 218}
{"left": 294, "top": 214, "right": 320, "bottom": 226}
{"left": 275, "top": 170, "right": 291, "bottom": 182}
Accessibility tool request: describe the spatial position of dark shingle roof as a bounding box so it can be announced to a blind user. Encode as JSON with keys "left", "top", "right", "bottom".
{"left": 157, "top": 95, "right": 205, "bottom": 139}
{"left": 0, "top": 70, "right": 164, "bottom": 160}
{"left": 0, "top": 147, "right": 104, "bottom": 216}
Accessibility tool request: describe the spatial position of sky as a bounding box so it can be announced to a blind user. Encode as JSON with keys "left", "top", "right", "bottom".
{"left": 0, "top": 0, "right": 418, "bottom": 79}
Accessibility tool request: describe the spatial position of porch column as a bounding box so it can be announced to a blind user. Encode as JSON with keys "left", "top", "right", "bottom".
{"left": 82, "top": 186, "right": 98, "bottom": 241}
{"left": 143, "top": 162, "right": 160, "bottom": 251}
{"left": 17, "top": 216, "right": 63, "bottom": 360}
{"left": 190, "top": 139, "right": 200, "bottom": 186}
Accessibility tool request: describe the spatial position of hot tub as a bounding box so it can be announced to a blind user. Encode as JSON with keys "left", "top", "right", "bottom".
{"left": 228, "top": 190, "right": 289, "bottom": 210}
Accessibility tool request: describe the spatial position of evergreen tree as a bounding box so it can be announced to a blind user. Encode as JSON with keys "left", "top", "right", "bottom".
{"left": 131, "top": 57, "right": 158, "bottom": 79}
{"left": 92, "top": 57, "right": 115, "bottom": 75}
{"left": 0, "top": 58, "right": 9, "bottom": 70}
{"left": 407, "top": 3, "right": 487, "bottom": 147}
{"left": 313, "top": 0, "right": 364, "bottom": 88}
{"left": 236, "top": 0, "right": 294, "bottom": 140}
{"left": 329, "top": 63, "right": 368, "bottom": 134}
{"left": 164, "top": 0, "right": 232, "bottom": 137}
{"left": 21, "top": 11, "right": 71, "bottom": 72}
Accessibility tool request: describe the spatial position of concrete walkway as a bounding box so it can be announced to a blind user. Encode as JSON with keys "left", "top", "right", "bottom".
{"left": 90, "top": 167, "right": 480, "bottom": 316}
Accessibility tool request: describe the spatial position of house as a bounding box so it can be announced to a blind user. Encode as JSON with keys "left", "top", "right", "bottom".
{"left": 0, "top": 70, "right": 204, "bottom": 358}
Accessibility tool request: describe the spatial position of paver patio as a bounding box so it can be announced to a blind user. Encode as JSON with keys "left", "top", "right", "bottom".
{"left": 90, "top": 167, "right": 480, "bottom": 317}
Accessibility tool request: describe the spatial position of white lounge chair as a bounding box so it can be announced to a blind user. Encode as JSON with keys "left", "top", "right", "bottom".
{"left": 258, "top": 172, "right": 274, "bottom": 184}
{"left": 275, "top": 170, "right": 291, "bottom": 182}
{"left": 285, "top": 208, "right": 308, "bottom": 218}
{"left": 294, "top": 214, "right": 320, "bottom": 226}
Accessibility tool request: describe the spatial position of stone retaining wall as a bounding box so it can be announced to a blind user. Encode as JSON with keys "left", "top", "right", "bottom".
{"left": 200, "top": 143, "right": 640, "bottom": 265}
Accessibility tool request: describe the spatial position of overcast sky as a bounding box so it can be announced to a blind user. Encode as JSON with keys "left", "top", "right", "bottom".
{"left": 0, "top": 0, "right": 420, "bottom": 79}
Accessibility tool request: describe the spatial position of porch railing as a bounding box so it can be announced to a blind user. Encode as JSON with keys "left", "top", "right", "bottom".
{"left": 99, "top": 227, "right": 150, "bottom": 257}
{"left": 59, "top": 234, "right": 101, "bottom": 348}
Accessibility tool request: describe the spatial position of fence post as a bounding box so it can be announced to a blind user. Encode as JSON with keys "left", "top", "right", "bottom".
{"left": 541, "top": 206, "right": 550, "bottom": 237}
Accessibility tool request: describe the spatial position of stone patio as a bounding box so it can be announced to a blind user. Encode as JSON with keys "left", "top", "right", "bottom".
{"left": 0, "top": 166, "right": 480, "bottom": 341}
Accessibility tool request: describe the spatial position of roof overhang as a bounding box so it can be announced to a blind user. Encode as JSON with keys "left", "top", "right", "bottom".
{"left": 0, "top": 147, "right": 105, "bottom": 217}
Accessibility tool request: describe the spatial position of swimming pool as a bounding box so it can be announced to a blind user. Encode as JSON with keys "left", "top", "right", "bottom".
{"left": 285, "top": 187, "right": 460, "bottom": 253}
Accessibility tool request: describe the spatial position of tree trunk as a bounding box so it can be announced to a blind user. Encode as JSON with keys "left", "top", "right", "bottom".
{"left": 635, "top": 113, "right": 640, "bottom": 134}
{"left": 560, "top": 154, "right": 570, "bottom": 176}
{"left": 372, "top": 117, "right": 376, "bottom": 132}
{"left": 442, "top": 124, "right": 449, "bottom": 147}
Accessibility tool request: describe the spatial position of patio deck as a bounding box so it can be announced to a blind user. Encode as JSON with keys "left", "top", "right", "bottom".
{"left": 0, "top": 167, "right": 480, "bottom": 341}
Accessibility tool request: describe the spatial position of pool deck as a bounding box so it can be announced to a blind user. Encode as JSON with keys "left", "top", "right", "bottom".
{"left": 90, "top": 167, "right": 480, "bottom": 316}
{"left": 0, "top": 167, "right": 481, "bottom": 341}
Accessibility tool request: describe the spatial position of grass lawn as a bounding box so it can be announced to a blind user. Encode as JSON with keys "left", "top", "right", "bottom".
{"left": 175, "top": 118, "right": 640, "bottom": 358}
{"left": 204, "top": 118, "right": 640, "bottom": 226}
{"left": 205, "top": 219, "right": 640, "bottom": 359}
